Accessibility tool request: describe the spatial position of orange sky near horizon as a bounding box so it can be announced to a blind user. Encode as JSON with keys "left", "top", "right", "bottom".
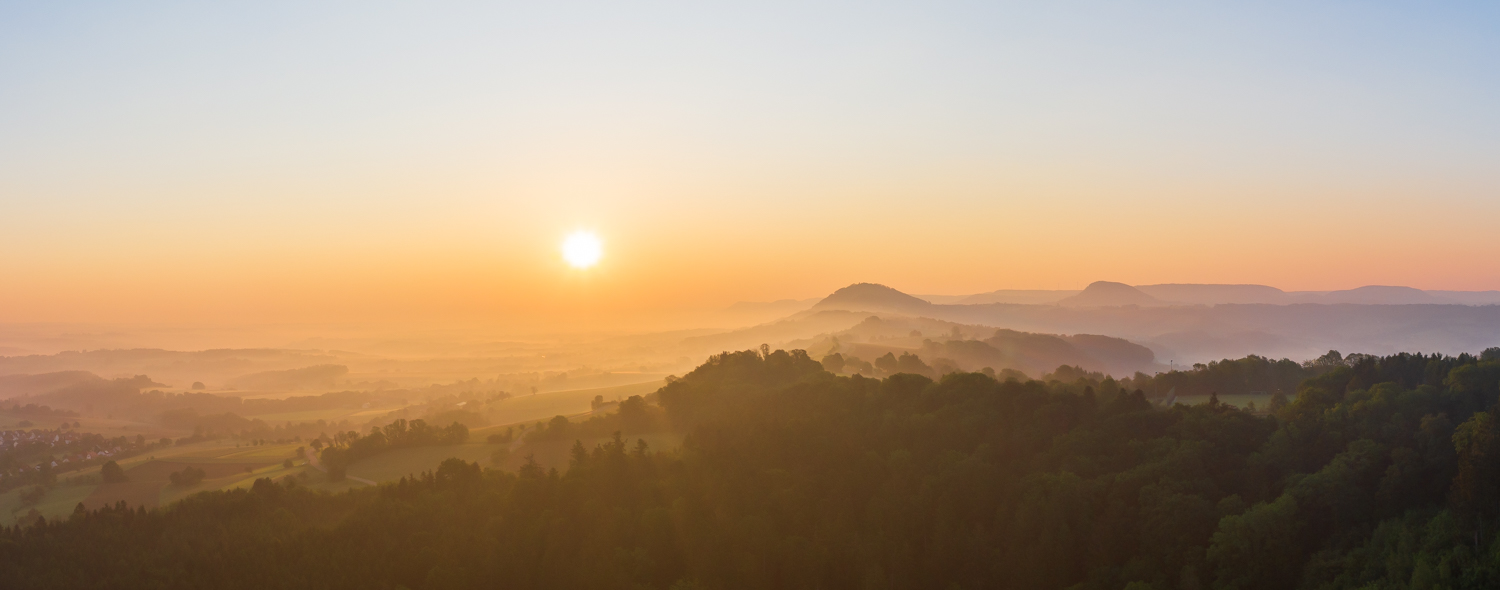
{"left": 4, "top": 3, "right": 1499, "bottom": 329}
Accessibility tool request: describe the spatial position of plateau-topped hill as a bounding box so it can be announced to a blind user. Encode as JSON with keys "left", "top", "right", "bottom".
{"left": 1058, "top": 281, "right": 1165, "bottom": 308}
{"left": 1316, "top": 285, "right": 1448, "bottom": 305}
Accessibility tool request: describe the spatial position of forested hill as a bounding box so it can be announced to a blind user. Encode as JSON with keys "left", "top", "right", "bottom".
{"left": 5, "top": 349, "right": 1500, "bottom": 589}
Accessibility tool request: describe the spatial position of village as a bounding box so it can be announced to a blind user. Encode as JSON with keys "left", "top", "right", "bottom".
{"left": 0, "top": 426, "right": 152, "bottom": 490}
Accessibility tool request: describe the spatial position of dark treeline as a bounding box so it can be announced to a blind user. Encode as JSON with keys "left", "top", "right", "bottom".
{"left": 1130, "top": 354, "right": 1315, "bottom": 397}
{"left": 825, "top": 344, "right": 1329, "bottom": 398}
{"left": 1120, "top": 350, "right": 1349, "bottom": 399}
{"left": 4, "top": 403, "right": 79, "bottom": 419}
{"left": 6, "top": 348, "right": 1500, "bottom": 588}
{"left": 1118, "top": 349, "right": 1496, "bottom": 401}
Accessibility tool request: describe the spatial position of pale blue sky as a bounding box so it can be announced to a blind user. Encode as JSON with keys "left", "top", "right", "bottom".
{"left": 2, "top": 2, "right": 1499, "bottom": 322}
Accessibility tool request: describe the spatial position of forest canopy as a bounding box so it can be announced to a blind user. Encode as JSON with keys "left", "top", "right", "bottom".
{"left": 3, "top": 348, "right": 1500, "bottom": 589}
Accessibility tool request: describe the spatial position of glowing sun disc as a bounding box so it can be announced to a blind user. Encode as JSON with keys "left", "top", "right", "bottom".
{"left": 562, "top": 231, "right": 603, "bottom": 268}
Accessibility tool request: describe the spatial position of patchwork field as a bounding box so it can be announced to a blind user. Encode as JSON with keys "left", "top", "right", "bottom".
{"left": 1, "top": 386, "right": 676, "bottom": 525}
{"left": 2, "top": 439, "right": 313, "bottom": 524}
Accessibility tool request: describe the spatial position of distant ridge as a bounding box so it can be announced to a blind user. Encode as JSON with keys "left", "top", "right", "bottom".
{"left": 1058, "top": 281, "right": 1165, "bottom": 308}
{"left": 0, "top": 370, "right": 104, "bottom": 398}
{"left": 810, "top": 281, "right": 1500, "bottom": 312}
{"left": 1428, "top": 290, "right": 1500, "bottom": 305}
{"left": 959, "top": 289, "right": 1079, "bottom": 305}
{"left": 1135, "top": 283, "right": 1290, "bottom": 305}
{"left": 812, "top": 283, "right": 933, "bottom": 314}
{"left": 1315, "top": 285, "right": 1448, "bottom": 305}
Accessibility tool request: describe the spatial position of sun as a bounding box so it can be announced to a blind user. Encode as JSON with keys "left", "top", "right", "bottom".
{"left": 562, "top": 231, "right": 603, "bottom": 269}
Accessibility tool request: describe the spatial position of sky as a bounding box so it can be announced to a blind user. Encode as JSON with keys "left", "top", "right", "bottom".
{"left": 3, "top": 2, "right": 1499, "bottom": 329}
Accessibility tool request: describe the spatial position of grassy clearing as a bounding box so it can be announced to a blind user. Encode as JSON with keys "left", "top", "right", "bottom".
{"left": 344, "top": 443, "right": 508, "bottom": 483}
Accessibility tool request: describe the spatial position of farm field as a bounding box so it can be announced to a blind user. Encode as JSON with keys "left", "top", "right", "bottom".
{"left": 0, "top": 380, "right": 670, "bottom": 524}
{"left": 159, "top": 461, "right": 363, "bottom": 503}
{"left": 529, "top": 372, "right": 668, "bottom": 394}
{"left": 122, "top": 439, "right": 306, "bottom": 464}
{"left": 344, "top": 443, "right": 507, "bottom": 483}
{"left": 243, "top": 404, "right": 407, "bottom": 424}
{"left": 0, "top": 480, "right": 98, "bottom": 525}
{"left": 85, "top": 458, "right": 276, "bottom": 510}
{"left": 480, "top": 379, "right": 664, "bottom": 431}
{"left": 1, "top": 439, "right": 315, "bottom": 524}
{"left": 0, "top": 410, "right": 173, "bottom": 439}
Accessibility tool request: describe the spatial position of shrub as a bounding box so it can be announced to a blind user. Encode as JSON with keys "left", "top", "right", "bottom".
{"left": 100, "top": 461, "right": 128, "bottom": 484}
{"left": 168, "top": 466, "right": 206, "bottom": 487}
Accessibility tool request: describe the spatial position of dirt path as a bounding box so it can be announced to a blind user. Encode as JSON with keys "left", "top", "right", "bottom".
{"left": 507, "top": 430, "right": 528, "bottom": 454}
